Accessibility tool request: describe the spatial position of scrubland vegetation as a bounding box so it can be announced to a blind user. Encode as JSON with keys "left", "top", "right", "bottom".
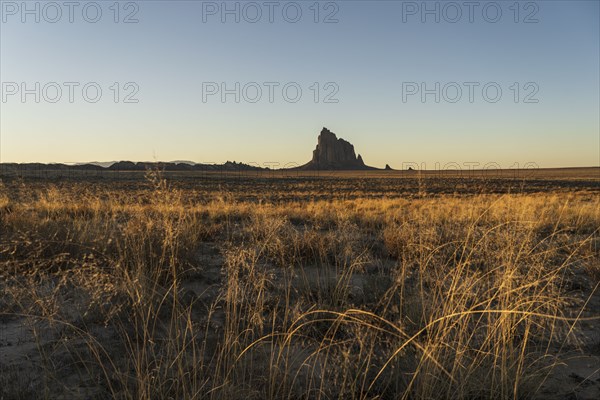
{"left": 1, "top": 172, "right": 599, "bottom": 399}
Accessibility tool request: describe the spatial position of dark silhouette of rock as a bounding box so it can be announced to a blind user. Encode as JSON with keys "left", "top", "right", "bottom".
{"left": 109, "top": 161, "right": 143, "bottom": 171}
{"left": 385, "top": 164, "right": 393, "bottom": 171}
{"left": 1, "top": 127, "right": 392, "bottom": 173}
{"left": 0, "top": 161, "right": 267, "bottom": 175}
{"left": 299, "top": 127, "right": 378, "bottom": 170}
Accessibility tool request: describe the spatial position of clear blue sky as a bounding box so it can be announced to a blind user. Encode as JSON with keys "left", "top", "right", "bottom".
{"left": 1, "top": 0, "right": 598, "bottom": 168}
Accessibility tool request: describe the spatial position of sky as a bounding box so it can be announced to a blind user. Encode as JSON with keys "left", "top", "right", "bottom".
{"left": 1, "top": 0, "right": 599, "bottom": 169}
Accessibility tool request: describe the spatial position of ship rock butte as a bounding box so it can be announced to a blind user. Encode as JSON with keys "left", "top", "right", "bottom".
{"left": 298, "top": 127, "right": 380, "bottom": 170}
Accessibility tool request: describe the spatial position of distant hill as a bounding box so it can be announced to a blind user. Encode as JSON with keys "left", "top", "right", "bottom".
{"left": 0, "top": 161, "right": 267, "bottom": 173}
{"left": 74, "top": 161, "right": 119, "bottom": 168}
{"left": 107, "top": 161, "right": 265, "bottom": 171}
{"left": 74, "top": 160, "right": 205, "bottom": 168}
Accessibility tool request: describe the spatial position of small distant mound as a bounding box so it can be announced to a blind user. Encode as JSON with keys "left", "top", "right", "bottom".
{"left": 297, "top": 127, "right": 379, "bottom": 170}
{"left": 109, "top": 161, "right": 144, "bottom": 171}
{"left": 385, "top": 164, "right": 393, "bottom": 171}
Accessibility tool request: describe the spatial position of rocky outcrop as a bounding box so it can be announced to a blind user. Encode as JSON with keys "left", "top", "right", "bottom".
{"left": 299, "top": 128, "right": 378, "bottom": 170}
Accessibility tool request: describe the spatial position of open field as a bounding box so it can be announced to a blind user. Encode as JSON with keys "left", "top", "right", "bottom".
{"left": 1, "top": 170, "right": 599, "bottom": 399}
{"left": 1, "top": 166, "right": 599, "bottom": 181}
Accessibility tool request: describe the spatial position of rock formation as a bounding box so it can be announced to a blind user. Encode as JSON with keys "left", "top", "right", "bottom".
{"left": 299, "top": 128, "right": 378, "bottom": 170}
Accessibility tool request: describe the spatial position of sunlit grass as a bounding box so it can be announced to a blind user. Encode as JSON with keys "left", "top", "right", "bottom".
{"left": 0, "top": 173, "right": 598, "bottom": 399}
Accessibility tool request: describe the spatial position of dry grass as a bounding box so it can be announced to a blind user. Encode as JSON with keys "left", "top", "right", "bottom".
{"left": 0, "top": 173, "right": 599, "bottom": 399}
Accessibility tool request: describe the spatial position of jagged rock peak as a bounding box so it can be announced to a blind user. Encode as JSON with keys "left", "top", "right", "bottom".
{"left": 311, "top": 127, "right": 365, "bottom": 168}
{"left": 294, "top": 127, "right": 380, "bottom": 171}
